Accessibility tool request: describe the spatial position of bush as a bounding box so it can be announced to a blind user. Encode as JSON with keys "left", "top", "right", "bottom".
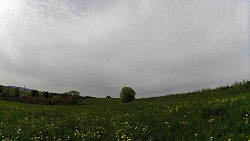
{"left": 3, "top": 88, "right": 11, "bottom": 97}
{"left": 43, "top": 91, "right": 50, "bottom": 99}
{"left": 52, "top": 96, "right": 62, "bottom": 105}
{"left": 0, "top": 85, "right": 4, "bottom": 94}
{"left": 106, "top": 95, "right": 111, "bottom": 98}
{"left": 63, "top": 90, "right": 81, "bottom": 105}
{"left": 31, "top": 89, "right": 39, "bottom": 97}
{"left": 120, "top": 87, "right": 136, "bottom": 103}
{"left": 14, "top": 87, "right": 20, "bottom": 98}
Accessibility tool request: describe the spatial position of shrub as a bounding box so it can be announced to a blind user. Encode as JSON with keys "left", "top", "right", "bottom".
{"left": 0, "top": 85, "right": 4, "bottom": 94}
{"left": 3, "top": 88, "right": 11, "bottom": 97}
{"left": 120, "top": 87, "right": 136, "bottom": 103}
{"left": 31, "top": 89, "right": 39, "bottom": 97}
{"left": 43, "top": 91, "right": 50, "bottom": 98}
{"left": 63, "top": 90, "right": 81, "bottom": 105}
{"left": 52, "top": 96, "right": 62, "bottom": 105}
{"left": 106, "top": 95, "right": 111, "bottom": 98}
{"left": 14, "top": 87, "right": 20, "bottom": 98}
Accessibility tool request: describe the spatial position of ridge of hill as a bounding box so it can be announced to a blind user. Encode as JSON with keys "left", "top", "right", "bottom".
{"left": 6, "top": 85, "right": 32, "bottom": 92}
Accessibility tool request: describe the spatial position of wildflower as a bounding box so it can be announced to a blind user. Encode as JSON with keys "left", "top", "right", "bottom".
{"left": 209, "top": 119, "right": 215, "bottom": 123}
{"left": 121, "top": 135, "right": 126, "bottom": 139}
{"left": 245, "top": 119, "right": 248, "bottom": 124}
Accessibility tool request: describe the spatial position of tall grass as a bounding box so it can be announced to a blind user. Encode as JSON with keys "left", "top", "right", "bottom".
{"left": 0, "top": 81, "right": 250, "bottom": 140}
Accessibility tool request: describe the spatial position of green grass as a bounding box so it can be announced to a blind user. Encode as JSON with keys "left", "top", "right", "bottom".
{"left": 1, "top": 85, "right": 250, "bottom": 140}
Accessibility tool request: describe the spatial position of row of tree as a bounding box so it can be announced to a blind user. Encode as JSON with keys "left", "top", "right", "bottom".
{"left": 0, "top": 85, "right": 83, "bottom": 105}
{"left": 0, "top": 85, "right": 20, "bottom": 98}
{"left": 1, "top": 84, "right": 137, "bottom": 104}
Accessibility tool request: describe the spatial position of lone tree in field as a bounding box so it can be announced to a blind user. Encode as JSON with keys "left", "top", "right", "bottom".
{"left": 63, "top": 90, "right": 81, "bottom": 105}
{"left": 120, "top": 87, "right": 136, "bottom": 103}
{"left": 106, "top": 95, "right": 111, "bottom": 98}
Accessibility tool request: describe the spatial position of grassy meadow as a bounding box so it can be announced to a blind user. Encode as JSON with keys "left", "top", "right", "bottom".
{"left": 1, "top": 82, "right": 250, "bottom": 140}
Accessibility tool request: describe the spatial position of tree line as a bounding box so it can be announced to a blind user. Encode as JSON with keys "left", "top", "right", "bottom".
{"left": 0, "top": 84, "right": 138, "bottom": 104}
{"left": 0, "top": 86, "right": 84, "bottom": 105}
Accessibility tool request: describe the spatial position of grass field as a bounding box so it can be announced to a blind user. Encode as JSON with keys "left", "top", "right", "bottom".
{"left": 1, "top": 83, "right": 250, "bottom": 140}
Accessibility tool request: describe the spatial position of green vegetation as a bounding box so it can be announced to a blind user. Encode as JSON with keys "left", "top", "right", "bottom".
{"left": 120, "top": 87, "right": 136, "bottom": 103}
{"left": 0, "top": 81, "right": 250, "bottom": 140}
{"left": 106, "top": 95, "right": 112, "bottom": 98}
{"left": 31, "top": 89, "right": 39, "bottom": 97}
{"left": 0, "top": 85, "right": 30, "bottom": 97}
{"left": 0, "top": 86, "right": 86, "bottom": 105}
{"left": 14, "top": 87, "right": 20, "bottom": 98}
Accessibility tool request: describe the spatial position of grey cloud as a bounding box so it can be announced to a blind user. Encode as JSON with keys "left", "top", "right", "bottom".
{"left": 0, "top": 0, "right": 249, "bottom": 97}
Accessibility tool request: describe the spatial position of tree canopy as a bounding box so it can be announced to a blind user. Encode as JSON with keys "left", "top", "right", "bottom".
{"left": 120, "top": 87, "right": 136, "bottom": 103}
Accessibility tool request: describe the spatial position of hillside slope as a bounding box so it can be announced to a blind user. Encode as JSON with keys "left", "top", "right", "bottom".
{"left": 0, "top": 81, "right": 250, "bottom": 140}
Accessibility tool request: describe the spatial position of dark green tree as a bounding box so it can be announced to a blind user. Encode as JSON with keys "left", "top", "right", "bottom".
{"left": 14, "top": 87, "right": 20, "bottom": 98}
{"left": 0, "top": 85, "right": 4, "bottom": 94}
{"left": 44, "top": 91, "right": 50, "bottom": 98}
{"left": 52, "top": 96, "right": 62, "bottom": 105}
{"left": 3, "top": 88, "right": 11, "bottom": 97}
{"left": 106, "top": 95, "right": 111, "bottom": 98}
{"left": 31, "top": 89, "right": 39, "bottom": 97}
{"left": 63, "top": 90, "right": 81, "bottom": 105}
{"left": 120, "top": 87, "right": 136, "bottom": 103}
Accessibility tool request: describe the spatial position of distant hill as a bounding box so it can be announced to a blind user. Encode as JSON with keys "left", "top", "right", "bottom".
{"left": 6, "top": 85, "right": 32, "bottom": 92}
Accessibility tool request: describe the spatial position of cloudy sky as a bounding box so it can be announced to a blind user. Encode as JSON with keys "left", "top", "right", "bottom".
{"left": 0, "top": 0, "right": 249, "bottom": 98}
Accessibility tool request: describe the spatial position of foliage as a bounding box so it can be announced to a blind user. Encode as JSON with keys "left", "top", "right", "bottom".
{"left": 2, "top": 88, "right": 11, "bottom": 97}
{"left": 120, "top": 87, "right": 136, "bottom": 103}
{"left": 14, "top": 87, "right": 20, "bottom": 98}
{"left": 43, "top": 91, "right": 50, "bottom": 99}
{"left": 0, "top": 85, "right": 4, "bottom": 94}
{"left": 63, "top": 90, "right": 81, "bottom": 105}
{"left": 31, "top": 89, "right": 39, "bottom": 97}
{"left": 0, "top": 86, "right": 250, "bottom": 140}
{"left": 52, "top": 96, "right": 63, "bottom": 105}
{"left": 65, "top": 90, "right": 80, "bottom": 96}
{"left": 106, "top": 95, "right": 111, "bottom": 98}
{"left": 0, "top": 79, "right": 250, "bottom": 141}
{"left": 0, "top": 87, "right": 83, "bottom": 105}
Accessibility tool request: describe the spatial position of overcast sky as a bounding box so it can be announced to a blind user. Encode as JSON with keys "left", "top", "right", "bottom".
{"left": 0, "top": 0, "right": 249, "bottom": 98}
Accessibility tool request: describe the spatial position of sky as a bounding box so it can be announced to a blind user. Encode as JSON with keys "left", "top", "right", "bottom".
{"left": 0, "top": 0, "right": 249, "bottom": 98}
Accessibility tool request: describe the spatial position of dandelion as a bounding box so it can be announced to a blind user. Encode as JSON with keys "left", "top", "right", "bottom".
{"left": 182, "top": 121, "right": 188, "bottom": 124}
{"left": 121, "top": 135, "right": 126, "bottom": 139}
{"left": 209, "top": 119, "right": 215, "bottom": 123}
{"left": 245, "top": 119, "right": 248, "bottom": 124}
